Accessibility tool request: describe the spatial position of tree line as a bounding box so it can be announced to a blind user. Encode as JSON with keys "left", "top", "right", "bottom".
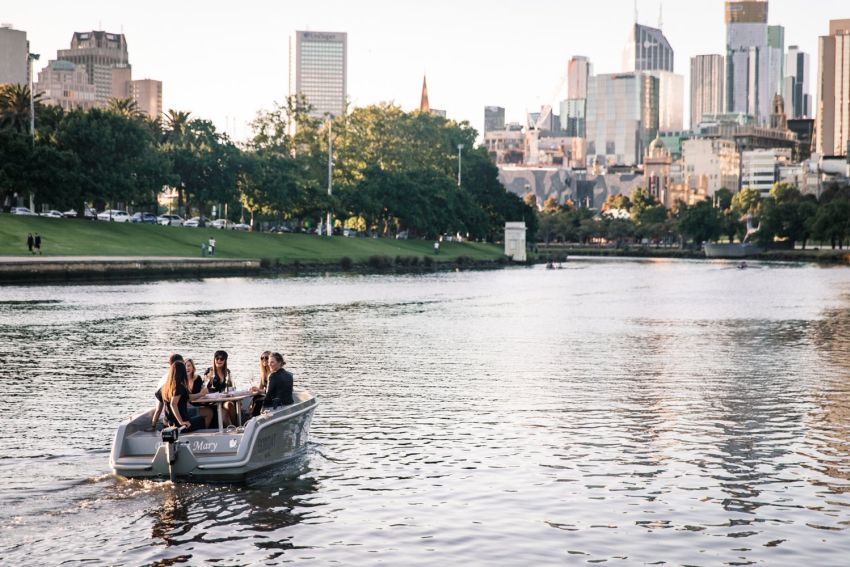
{"left": 535, "top": 181, "right": 850, "bottom": 249}
{"left": 0, "top": 84, "right": 536, "bottom": 241}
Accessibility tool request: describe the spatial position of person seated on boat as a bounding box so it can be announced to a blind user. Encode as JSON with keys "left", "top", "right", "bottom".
{"left": 204, "top": 350, "right": 236, "bottom": 425}
{"left": 248, "top": 350, "right": 272, "bottom": 417}
{"left": 161, "top": 360, "right": 210, "bottom": 431}
{"left": 185, "top": 358, "right": 214, "bottom": 423}
{"left": 263, "top": 352, "right": 294, "bottom": 410}
{"left": 151, "top": 353, "right": 183, "bottom": 430}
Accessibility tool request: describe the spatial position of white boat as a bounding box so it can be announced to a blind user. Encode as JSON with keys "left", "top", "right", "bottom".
{"left": 110, "top": 390, "right": 317, "bottom": 482}
{"left": 703, "top": 243, "right": 764, "bottom": 258}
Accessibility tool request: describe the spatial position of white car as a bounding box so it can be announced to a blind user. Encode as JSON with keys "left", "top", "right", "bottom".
{"left": 183, "top": 217, "right": 201, "bottom": 228}
{"left": 40, "top": 210, "right": 65, "bottom": 218}
{"left": 158, "top": 214, "right": 184, "bottom": 227}
{"left": 11, "top": 207, "right": 37, "bottom": 216}
{"left": 209, "top": 219, "right": 233, "bottom": 230}
{"left": 232, "top": 223, "right": 251, "bottom": 231}
{"left": 97, "top": 209, "right": 131, "bottom": 222}
{"left": 63, "top": 207, "right": 97, "bottom": 219}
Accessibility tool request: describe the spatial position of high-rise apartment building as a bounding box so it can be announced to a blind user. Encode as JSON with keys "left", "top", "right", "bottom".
{"left": 289, "top": 31, "right": 347, "bottom": 119}
{"left": 35, "top": 60, "right": 97, "bottom": 111}
{"left": 691, "top": 55, "right": 725, "bottom": 128}
{"left": 484, "top": 106, "right": 505, "bottom": 134}
{"left": 562, "top": 56, "right": 592, "bottom": 137}
{"left": 623, "top": 23, "right": 674, "bottom": 73}
{"left": 0, "top": 25, "right": 29, "bottom": 87}
{"left": 783, "top": 46, "right": 810, "bottom": 119}
{"left": 816, "top": 19, "right": 850, "bottom": 156}
{"left": 129, "top": 79, "right": 162, "bottom": 120}
{"left": 57, "top": 31, "right": 130, "bottom": 104}
{"left": 586, "top": 72, "right": 659, "bottom": 166}
{"left": 725, "top": 0, "right": 771, "bottom": 125}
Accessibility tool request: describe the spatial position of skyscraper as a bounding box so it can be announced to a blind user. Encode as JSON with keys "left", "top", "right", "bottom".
{"left": 562, "top": 56, "right": 592, "bottom": 137}
{"left": 623, "top": 23, "right": 674, "bottom": 73}
{"left": 767, "top": 25, "right": 785, "bottom": 98}
{"left": 586, "top": 72, "right": 659, "bottom": 166}
{"left": 567, "top": 55, "right": 592, "bottom": 99}
{"left": 783, "top": 46, "right": 811, "bottom": 119}
{"left": 0, "top": 25, "right": 28, "bottom": 86}
{"left": 816, "top": 19, "right": 850, "bottom": 156}
{"left": 57, "top": 31, "right": 130, "bottom": 104}
{"left": 289, "top": 31, "right": 347, "bottom": 119}
{"left": 690, "top": 54, "right": 725, "bottom": 127}
{"left": 484, "top": 106, "right": 505, "bottom": 134}
{"left": 725, "top": 0, "right": 770, "bottom": 124}
{"left": 622, "top": 22, "right": 682, "bottom": 133}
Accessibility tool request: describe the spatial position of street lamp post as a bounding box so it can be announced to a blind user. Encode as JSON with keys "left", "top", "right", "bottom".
{"left": 27, "top": 53, "right": 39, "bottom": 144}
{"left": 326, "top": 115, "right": 333, "bottom": 236}
{"left": 457, "top": 143, "right": 464, "bottom": 187}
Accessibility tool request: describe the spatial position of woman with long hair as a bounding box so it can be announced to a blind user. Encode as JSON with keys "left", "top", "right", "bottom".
{"left": 249, "top": 351, "right": 272, "bottom": 417}
{"left": 185, "top": 358, "right": 213, "bottom": 425}
{"left": 160, "top": 361, "right": 209, "bottom": 431}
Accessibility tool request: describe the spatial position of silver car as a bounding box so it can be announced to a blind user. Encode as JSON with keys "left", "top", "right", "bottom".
{"left": 157, "top": 214, "right": 184, "bottom": 227}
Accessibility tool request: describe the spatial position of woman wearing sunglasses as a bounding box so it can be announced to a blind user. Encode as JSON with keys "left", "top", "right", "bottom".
{"left": 204, "top": 350, "right": 236, "bottom": 426}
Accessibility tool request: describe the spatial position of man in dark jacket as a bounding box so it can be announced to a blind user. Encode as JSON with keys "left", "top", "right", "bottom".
{"left": 265, "top": 351, "right": 293, "bottom": 408}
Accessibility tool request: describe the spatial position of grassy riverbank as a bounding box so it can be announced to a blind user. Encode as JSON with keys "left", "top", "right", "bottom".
{"left": 0, "top": 215, "right": 506, "bottom": 265}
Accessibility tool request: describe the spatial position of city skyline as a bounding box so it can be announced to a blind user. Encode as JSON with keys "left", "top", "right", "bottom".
{"left": 3, "top": 0, "right": 846, "bottom": 140}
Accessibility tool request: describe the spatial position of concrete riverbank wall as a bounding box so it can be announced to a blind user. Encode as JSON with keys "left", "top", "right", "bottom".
{"left": 0, "top": 256, "right": 261, "bottom": 284}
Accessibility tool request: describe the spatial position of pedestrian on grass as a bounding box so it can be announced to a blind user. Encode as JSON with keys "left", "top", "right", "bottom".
{"left": 434, "top": 240, "right": 440, "bottom": 255}
{"left": 26, "top": 233, "right": 34, "bottom": 254}
{"left": 208, "top": 236, "right": 216, "bottom": 257}
{"left": 34, "top": 233, "right": 42, "bottom": 255}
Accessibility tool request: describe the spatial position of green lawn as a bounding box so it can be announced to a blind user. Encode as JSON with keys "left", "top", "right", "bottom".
{"left": 0, "top": 215, "right": 505, "bottom": 263}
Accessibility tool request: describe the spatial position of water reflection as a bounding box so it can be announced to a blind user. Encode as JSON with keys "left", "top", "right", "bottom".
{"left": 2, "top": 262, "right": 850, "bottom": 565}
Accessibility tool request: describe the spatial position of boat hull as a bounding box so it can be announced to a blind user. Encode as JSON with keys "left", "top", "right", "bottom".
{"left": 110, "top": 392, "right": 317, "bottom": 482}
{"left": 704, "top": 243, "right": 763, "bottom": 258}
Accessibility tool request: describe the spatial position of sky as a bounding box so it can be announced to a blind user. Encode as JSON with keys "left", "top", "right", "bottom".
{"left": 4, "top": 0, "right": 847, "bottom": 141}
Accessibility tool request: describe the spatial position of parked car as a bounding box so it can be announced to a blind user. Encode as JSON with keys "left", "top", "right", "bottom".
{"left": 40, "top": 210, "right": 65, "bottom": 218}
{"left": 343, "top": 228, "right": 359, "bottom": 237}
{"left": 63, "top": 207, "right": 97, "bottom": 219}
{"left": 209, "top": 219, "right": 233, "bottom": 230}
{"left": 157, "top": 214, "right": 184, "bottom": 227}
{"left": 11, "top": 207, "right": 37, "bottom": 216}
{"left": 131, "top": 212, "right": 158, "bottom": 224}
{"left": 97, "top": 210, "right": 131, "bottom": 222}
{"left": 183, "top": 216, "right": 208, "bottom": 228}
{"left": 232, "top": 223, "right": 251, "bottom": 231}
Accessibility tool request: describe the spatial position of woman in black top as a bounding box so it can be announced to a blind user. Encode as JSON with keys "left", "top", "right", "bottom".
{"left": 265, "top": 352, "right": 294, "bottom": 409}
{"left": 204, "top": 350, "right": 236, "bottom": 425}
{"left": 160, "top": 361, "right": 209, "bottom": 431}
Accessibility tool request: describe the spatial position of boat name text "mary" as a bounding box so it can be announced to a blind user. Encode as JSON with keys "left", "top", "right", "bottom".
{"left": 191, "top": 440, "right": 218, "bottom": 452}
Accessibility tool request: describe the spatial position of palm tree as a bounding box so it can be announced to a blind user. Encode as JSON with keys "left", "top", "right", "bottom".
{"left": 163, "top": 109, "right": 191, "bottom": 144}
{"left": 0, "top": 83, "right": 44, "bottom": 133}
{"left": 106, "top": 97, "right": 143, "bottom": 118}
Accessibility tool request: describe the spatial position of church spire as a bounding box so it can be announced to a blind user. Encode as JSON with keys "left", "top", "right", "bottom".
{"left": 419, "top": 75, "right": 430, "bottom": 113}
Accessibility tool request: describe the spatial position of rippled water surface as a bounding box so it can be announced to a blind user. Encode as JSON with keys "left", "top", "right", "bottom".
{"left": 2, "top": 258, "right": 850, "bottom": 565}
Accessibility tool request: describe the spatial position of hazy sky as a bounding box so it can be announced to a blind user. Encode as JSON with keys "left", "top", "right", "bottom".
{"left": 5, "top": 0, "right": 847, "bottom": 140}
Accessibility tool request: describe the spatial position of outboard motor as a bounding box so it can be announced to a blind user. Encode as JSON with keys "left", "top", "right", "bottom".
{"left": 161, "top": 426, "right": 181, "bottom": 482}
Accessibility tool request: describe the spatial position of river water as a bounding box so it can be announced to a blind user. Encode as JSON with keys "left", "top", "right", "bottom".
{"left": 1, "top": 258, "right": 850, "bottom": 566}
